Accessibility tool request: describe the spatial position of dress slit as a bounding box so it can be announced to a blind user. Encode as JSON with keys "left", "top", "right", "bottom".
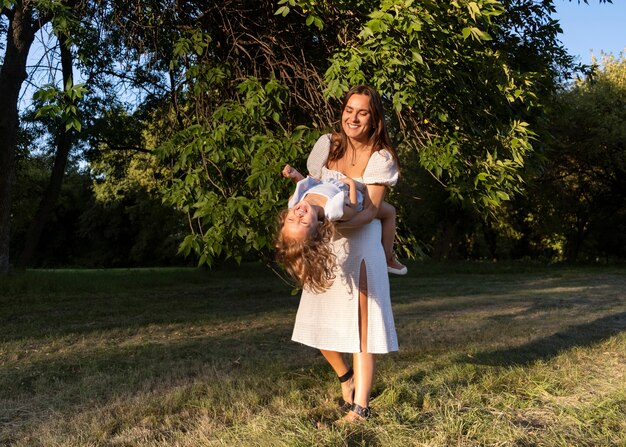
{"left": 358, "top": 259, "right": 368, "bottom": 353}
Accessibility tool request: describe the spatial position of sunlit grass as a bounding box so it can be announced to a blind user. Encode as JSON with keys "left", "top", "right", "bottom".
{"left": 1, "top": 262, "right": 625, "bottom": 446}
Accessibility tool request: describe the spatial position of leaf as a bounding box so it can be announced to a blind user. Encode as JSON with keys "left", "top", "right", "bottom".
{"left": 495, "top": 190, "right": 510, "bottom": 201}
{"left": 359, "top": 27, "right": 374, "bottom": 39}
{"left": 366, "top": 19, "right": 383, "bottom": 33}
{"left": 468, "top": 2, "right": 480, "bottom": 20}
{"left": 476, "top": 29, "right": 492, "bottom": 41}
{"left": 474, "top": 172, "right": 488, "bottom": 187}
{"left": 411, "top": 49, "right": 423, "bottom": 64}
{"left": 275, "top": 5, "right": 290, "bottom": 16}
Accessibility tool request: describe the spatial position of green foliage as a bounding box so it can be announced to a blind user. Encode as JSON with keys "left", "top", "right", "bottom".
{"left": 33, "top": 82, "right": 88, "bottom": 132}
{"left": 156, "top": 77, "right": 320, "bottom": 266}
{"left": 316, "top": 0, "right": 537, "bottom": 214}
{"left": 10, "top": 150, "right": 93, "bottom": 267}
{"left": 45, "top": 0, "right": 81, "bottom": 42}
{"left": 275, "top": 0, "right": 324, "bottom": 29}
{"left": 171, "top": 30, "right": 211, "bottom": 63}
{"left": 78, "top": 186, "right": 187, "bottom": 268}
{"left": 268, "top": 0, "right": 563, "bottom": 260}
{"left": 148, "top": 0, "right": 580, "bottom": 264}
{"left": 521, "top": 53, "right": 626, "bottom": 261}
{"left": 8, "top": 0, "right": 613, "bottom": 268}
{"left": 14, "top": 97, "right": 186, "bottom": 267}
{"left": 81, "top": 110, "right": 188, "bottom": 267}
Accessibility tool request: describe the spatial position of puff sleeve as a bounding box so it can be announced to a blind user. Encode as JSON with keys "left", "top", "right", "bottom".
{"left": 362, "top": 149, "right": 399, "bottom": 187}
{"left": 306, "top": 134, "right": 332, "bottom": 180}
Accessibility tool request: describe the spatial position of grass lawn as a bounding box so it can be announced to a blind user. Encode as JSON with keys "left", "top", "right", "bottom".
{"left": 1, "top": 262, "right": 625, "bottom": 446}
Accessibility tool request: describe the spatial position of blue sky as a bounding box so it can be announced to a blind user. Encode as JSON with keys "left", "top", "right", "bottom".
{"left": 552, "top": 0, "right": 626, "bottom": 65}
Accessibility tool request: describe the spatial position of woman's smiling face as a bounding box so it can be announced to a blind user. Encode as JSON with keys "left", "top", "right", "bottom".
{"left": 341, "top": 93, "right": 373, "bottom": 143}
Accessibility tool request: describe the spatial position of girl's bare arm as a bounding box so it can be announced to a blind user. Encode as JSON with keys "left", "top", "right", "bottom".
{"left": 282, "top": 164, "right": 304, "bottom": 183}
{"left": 336, "top": 183, "right": 386, "bottom": 228}
{"left": 339, "top": 176, "right": 359, "bottom": 220}
{"left": 342, "top": 177, "right": 358, "bottom": 207}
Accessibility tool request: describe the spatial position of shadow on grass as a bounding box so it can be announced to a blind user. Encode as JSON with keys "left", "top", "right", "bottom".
{"left": 4, "top": 263, "right": 626, "bottom": 444}
{"left": 468, "top": 310, "right": 626, "bottom": 366}
{"left": 0, "top": 268, "right": 298, "bottom": 343}
{"left": 0, "top": 322, "right": 325, "bottom": 434}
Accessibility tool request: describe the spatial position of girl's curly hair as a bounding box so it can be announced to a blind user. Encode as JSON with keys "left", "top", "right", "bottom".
{"left": 274, "top": 209, "right": 337, "bottom": 293}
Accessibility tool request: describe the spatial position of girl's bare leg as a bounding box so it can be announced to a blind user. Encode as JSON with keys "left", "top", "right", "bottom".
{"left": 378, "top": 202, "right": 406, "bottom": 272}
{"left": 319, "top": 350, "right": 354, "bottom": 405}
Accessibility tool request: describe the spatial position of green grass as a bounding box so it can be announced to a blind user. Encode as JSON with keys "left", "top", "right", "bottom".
{"left": 1, "top": 261, "right": 625, "bottom": 446}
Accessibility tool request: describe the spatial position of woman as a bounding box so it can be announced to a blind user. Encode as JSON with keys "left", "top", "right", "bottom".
{"left": 290, "top": 85, "right": 399, "bottom": 423}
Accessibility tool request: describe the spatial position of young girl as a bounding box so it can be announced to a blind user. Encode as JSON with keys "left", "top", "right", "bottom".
{"left": 275, "top": 164, "right": 406, "bottom": 293}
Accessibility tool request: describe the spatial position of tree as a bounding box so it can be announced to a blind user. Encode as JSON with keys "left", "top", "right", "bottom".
{"left": 79, "top": 121, "right": 188, "bottom": 267}
{"left": 16, "top": 33, "right": 85, "bottom": 268}
{"left": 0, "top": 0, "right": 90, "bottom": 273}
{"left": 1, "top": 0, "right": 616, "bottom": 272}
{"left": 0, "top": 1, "right": 50, "bottom": 273}
{"left": 275, "top": 0, "right": 565, "bottom": 260}
{"left": 523, "top": 53, "right": 626, "bottom": 261}
{"left": 150, "top": 0, "right": 594, "bottom": 264}
{"left": 3, "top": 0, "right": 178, "bottom": 271}
{"left": 122, "top": 0, "right": 342, "bottom": 265}
{"left": 11, "top": 151, "right": 93, "bottom": 267}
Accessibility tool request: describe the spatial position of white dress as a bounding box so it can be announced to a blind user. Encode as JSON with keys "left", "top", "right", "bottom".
{"left": 291, "top": 134, "right": 399, "bottom": 354}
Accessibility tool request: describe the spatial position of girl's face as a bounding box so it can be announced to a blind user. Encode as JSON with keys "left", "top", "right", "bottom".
{"left": 282, "top": 201, "right": 320, "bottom": 240}
{"left": 342, "top": 93, "right": 373, "bottom": 143}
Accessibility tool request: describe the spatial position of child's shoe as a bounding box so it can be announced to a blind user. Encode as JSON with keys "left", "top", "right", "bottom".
{"left": 387, "top": 255, "right": 407, "bottom": 275}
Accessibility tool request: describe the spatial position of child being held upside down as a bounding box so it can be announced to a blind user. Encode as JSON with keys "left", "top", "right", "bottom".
{"left": 275, "top": 164, "right": 407, "bottom": 293}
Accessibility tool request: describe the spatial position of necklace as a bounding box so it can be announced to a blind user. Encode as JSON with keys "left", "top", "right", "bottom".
{"left": 350, "top": 148, "right": 360, "bottom": 166}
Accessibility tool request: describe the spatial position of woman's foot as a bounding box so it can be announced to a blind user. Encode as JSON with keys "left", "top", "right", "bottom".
{"left": 387, "top": 255, "right": 407, "bottom": 275}
{"left": 335, "top": 403, "right": 371, "bottom": 425}
{"left": 338, "top": 368, "right": 355, "bottom": 408}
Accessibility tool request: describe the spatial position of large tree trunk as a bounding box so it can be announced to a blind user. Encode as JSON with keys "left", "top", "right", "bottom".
{"left": 17, "top": 35, "right": 75, "bottom": 269}
{"left": 0, "top": 5, "right": 39, "bottom": 274}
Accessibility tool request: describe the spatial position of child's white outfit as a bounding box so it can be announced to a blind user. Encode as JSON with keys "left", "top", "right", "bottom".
{"left": 288, "top": 177, "right": 364, "bottom": 221}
